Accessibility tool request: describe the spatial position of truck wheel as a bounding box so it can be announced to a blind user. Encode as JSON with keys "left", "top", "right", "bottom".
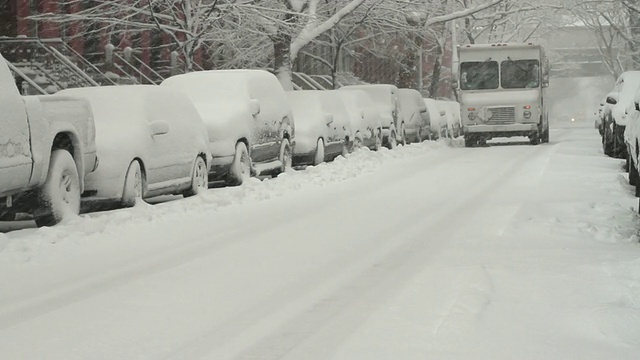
{"left": 464, "top": 136, "right": 475, "bottom": 148}
{"left": 34, "top": 150, "right": 81, "bottom": 227}
{"left": 529, "top": 133, "right": 540, "bottom": 145}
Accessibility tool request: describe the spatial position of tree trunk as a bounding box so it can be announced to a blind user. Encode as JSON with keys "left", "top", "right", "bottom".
{"left": 628, "top": 0, "right": 640, "bottom": 69}
{"left": 398, "top": 34, "right": 421, "bottom": 89}
{"left": 272, "top": 13, "right": 295, "bottom": 90}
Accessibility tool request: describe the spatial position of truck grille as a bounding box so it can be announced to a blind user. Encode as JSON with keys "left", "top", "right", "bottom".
{"left": 486, "top": 107, "right": 515, "bottom": 124}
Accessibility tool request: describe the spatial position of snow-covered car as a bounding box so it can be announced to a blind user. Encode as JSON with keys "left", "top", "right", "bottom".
{"left": 0, "top": 52, "right": 97, "bottom": 226}
{"left": 339, "top": 84, "right": 400, "bottom": 148}
{"left": 424, "top": 98, "right": 448, "bottom": 140}
{"left": 397, "top": 88, "right": 430, "bottom": 144}
{"left": 439, "top": 100, "right": 463, "bottom": 138}
{"left": 604, "top": 71, "right": 640, "bottom": 158}
{"left": 336, "top": 89, "right": 383, "bottom": 151}
{"left": 58, "top": 85, "right": 211, "bottom": 210}
{"left": 161, "top": 70, "right": 294, "bottom": 185}
{"left": 623, "top": 88, "right": 640, "bottom": 191}
{"left": 286, "top": 90, "right": 352, "bottom": 166}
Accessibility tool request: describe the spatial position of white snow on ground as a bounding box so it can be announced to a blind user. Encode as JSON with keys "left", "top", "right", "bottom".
{"left": 1, "top": 125, "right": 639, "bottom": 359}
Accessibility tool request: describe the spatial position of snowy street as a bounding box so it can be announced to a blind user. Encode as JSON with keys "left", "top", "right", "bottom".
{"left": 1, "top": 124, "right": 640, "bottom": 359}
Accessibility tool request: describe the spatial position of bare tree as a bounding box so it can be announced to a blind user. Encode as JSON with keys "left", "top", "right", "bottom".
{"left": 29, "top": 0, "right": 241, "bottom": 73}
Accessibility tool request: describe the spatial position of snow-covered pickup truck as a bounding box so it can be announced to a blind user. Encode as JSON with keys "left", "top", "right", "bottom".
{"left": 0, "top": 53, "right": 97, "bottom": 226}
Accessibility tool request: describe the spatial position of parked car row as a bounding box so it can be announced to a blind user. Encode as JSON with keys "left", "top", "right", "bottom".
{"left": 2, "top": 51, "right": 463, "bottom": 226}
{"left": 0, "top": 51, "right": 468, "bottom": 225}
{"left": 600, "top": 70, "right": 640, "bottom": 211}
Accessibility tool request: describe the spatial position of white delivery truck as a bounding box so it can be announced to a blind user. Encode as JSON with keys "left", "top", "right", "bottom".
{"left": 454, "top": 43, "right": 550, "bottom": 147}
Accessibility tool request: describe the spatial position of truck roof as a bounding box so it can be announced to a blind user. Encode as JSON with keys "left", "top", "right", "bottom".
{"left": 458, "top": 43, "right": 544, "bottom": 51}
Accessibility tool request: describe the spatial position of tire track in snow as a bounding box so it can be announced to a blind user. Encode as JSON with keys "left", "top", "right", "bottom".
{"left": 166, "top": 144, "right": 549, "bottom": 359}
{"left": 0, "top": 144, "right": 469, "bottom": 332}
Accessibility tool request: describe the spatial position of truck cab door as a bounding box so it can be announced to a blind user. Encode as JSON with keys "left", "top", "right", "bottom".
{"left": 0, "top": 71, "right": 32, "bottom": 195}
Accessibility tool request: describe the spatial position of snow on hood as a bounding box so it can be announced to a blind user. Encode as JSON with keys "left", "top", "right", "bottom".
{"left": 610, "top": 71, "right": 640, "bottom": 126}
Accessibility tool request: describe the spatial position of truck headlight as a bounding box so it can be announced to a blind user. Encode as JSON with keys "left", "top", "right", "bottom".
{"left": 468, "top": 112, "right": 477, "bottom": 121}
{"left": 523, "top": 111, "right": 532, "bottom": 119}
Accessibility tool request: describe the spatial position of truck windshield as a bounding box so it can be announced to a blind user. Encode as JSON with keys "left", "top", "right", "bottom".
{"left": 501, "top": 59, "right": 539, "bottom": 88}
{"left": 460, "top": 61, "right": 499, "bottom": 90}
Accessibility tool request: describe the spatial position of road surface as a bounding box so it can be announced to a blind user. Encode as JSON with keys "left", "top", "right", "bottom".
{"left": 1, "top": 124, "right": 639, "bottom": 359}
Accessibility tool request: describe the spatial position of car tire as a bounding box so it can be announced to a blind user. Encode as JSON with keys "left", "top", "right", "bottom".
{"left": 228, "top": 142, "right": 251, "bottom": 186}
{"left": 374, "top": 129, "right": 383, "bottom": 150}
{"left": 314, "top": 138, "right": 325, "bottom": 165}
{"left": 34, "top": 149, "right": 81, "bottom": 227}
{"left": 630, "top": 154, "right": 639, "bottom": 188}
{"left": 184, "top": 156, "right": 208, "bottom": 197}
{"left": 122, "top": 160, "right": 145, "bottom": 207}
{"left": 278, "top": 138, "right": 293, "bottom": 174}
{"left": 400, "top": 124, "right": 407, "bottom": 146}
{"left": 387, "top": 130, "right": 397, "bottom": 149}
{"left": 353, "top": 135, "right": 363, "bottom": 151}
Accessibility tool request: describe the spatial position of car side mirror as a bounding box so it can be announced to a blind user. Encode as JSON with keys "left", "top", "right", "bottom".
{"left": 149, "top": 120, "right": 170, "bottom": 136}
{"left": 249, "top": 99, "right": 261, "bottom": 116}
{"left": 324, "top": 113, "right": 334, "bottom": 125}
{"left": 606, "top": 96, "right": 618, "bottom": 105}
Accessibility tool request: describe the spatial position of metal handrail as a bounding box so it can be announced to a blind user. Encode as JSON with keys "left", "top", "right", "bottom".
{"left": 5, "top": 60, "right": 48, "bottom": 94}
{"left": 114, "top": 52, "right": 157, "bottom": 85}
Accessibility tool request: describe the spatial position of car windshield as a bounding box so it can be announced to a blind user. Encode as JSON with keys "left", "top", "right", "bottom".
{"left": 460, "top": 61, "right": 499, "bottom": 90}
{"left": 501, "top": 59, "right": 540, "bottom": 88}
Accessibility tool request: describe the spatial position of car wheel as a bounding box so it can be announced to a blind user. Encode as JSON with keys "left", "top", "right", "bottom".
{"left": 387, "top": 130, "right": 397, "bottom": 149}
{"left": 353, "top": 136, "right": 364, "bottom": 151}
{"left": 278, "top": 138, "right": 293, "bottom": 174}
{"left": 34, "top": 149, "right": 81, "bottom": 227}
{"left": 228, "top": 142, "right": 251, "bottom": 185}
{"left": 603, "top": 126, "right": 613, "bottom": 156}
{"left": 629, "top": 154, "right": 639, "bottom": 188}
{"left": 314, "top": 138, "right": 325, "bottom": 165}
{"left": 374, "top": 129, "right": 383, "bottom": 150}
{"left": 400, "top": 124, "right": 407, "bottom": 146}
{"left": 184, "top": 156, "right": 208, "bottom": 197}
{"left": 122, "top": 160, "right": 144, "bottom": 206}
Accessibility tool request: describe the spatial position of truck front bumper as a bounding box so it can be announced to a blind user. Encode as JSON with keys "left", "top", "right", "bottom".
{"left": 464, "top": 123, "right": 538, "bottom": 138}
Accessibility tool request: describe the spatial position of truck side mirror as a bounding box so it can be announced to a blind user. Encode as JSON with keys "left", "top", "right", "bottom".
{"left": 636, "top": 101, "right": 639, "bottom": 112}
